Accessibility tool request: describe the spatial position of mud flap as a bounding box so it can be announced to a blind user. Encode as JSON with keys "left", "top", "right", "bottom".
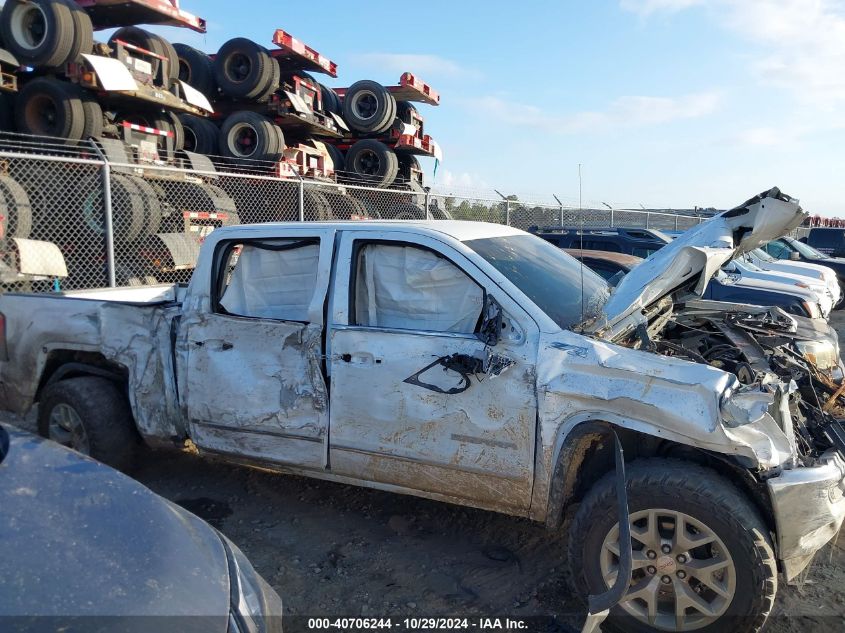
{"left": 581, "top": 432, "right": 632, "bottom": 632}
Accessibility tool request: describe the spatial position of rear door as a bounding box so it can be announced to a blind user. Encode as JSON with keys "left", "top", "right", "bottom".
{"left": 182, "top": 229, "right": 334, "bottom": 469}
{"left": 327, "top": 229, "right": 539, "bottom": 514}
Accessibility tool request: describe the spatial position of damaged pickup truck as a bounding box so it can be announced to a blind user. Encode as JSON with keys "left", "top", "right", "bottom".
{"left": 1, "top": 190, "right": 844, "bottom": 632}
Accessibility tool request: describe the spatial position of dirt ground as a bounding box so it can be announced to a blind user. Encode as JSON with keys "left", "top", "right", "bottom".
{"left": 8, "top": 316, "right": 845, "bottom": 631}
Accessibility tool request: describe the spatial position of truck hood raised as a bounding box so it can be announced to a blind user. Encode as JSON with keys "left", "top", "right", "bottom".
{"left": 591, "top": 188, "right": 808, "bottom": 331}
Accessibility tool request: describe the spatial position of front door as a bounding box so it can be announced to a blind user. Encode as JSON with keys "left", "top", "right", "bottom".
{"left": 183, "top": 231, "right": 333, "bottom": 469}
{"left": 328, "top": 232, "right": 538, "bottom": 514}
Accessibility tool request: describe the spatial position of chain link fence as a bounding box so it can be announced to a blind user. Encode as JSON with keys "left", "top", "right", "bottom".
{"left": 0, "top": 135, "right": 706, "bottom": 292}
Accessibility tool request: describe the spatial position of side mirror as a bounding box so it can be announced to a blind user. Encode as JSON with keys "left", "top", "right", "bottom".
{"left": 477, "top": 295, "right": 503, "bottom": 346}
{"left": 790, "top": 252, "right": 801, "bottom": 261}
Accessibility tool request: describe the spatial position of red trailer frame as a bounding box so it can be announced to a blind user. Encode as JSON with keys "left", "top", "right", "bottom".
{"left": 74, "top": 0, "right": 206, "bottom": 32}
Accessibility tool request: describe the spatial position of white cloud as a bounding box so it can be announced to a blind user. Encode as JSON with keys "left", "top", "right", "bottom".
{"left": 473, "top": 91, "right": 721, "bottom": 134}
{"left": 620, "top": 0, "right": 706, "bottom": 16}
{"left": 622, "top": 0, "right": 845, "bottom": 105}
{"left": 734, "top": 127, "right": 785, "bottom": 146}
{"left": 432, "top": 169, "right": 490, "bottom": 192}
{"left": 347, "top": 53, "right": 480, "bottom": 80}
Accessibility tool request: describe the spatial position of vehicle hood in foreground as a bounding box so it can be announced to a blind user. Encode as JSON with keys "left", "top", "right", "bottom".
{"left": 591, "top": 188, "right": 807, "bottom": 331}
{"left": 0, "top": 428, "right": 229, "bottom": 632}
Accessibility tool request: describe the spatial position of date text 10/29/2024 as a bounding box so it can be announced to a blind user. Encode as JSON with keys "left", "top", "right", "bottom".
{"left": 307, "top": 618, "right": 530, "bottom": 630}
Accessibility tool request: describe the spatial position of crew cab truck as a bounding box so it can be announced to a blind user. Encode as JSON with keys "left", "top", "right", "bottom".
{"left": 1, "top": 220, "right": 844, "bottom": 633}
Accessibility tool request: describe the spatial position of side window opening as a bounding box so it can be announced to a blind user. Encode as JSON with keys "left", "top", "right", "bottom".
{"left": 216, "top": 238, "right": 320, "bottom": 322}
{"left": 352, "top": 242, "right": 484, "bottom": 334}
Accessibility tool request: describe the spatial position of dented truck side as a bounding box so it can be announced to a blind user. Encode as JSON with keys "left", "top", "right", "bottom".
{"left": 2, "top": 205, "right": 845, "bottom": 632}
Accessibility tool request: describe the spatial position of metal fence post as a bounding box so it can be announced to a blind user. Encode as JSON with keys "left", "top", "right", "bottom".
{"left": 505, "top": 200, "right": 510, "bottom": 226}
{"left": 645, "top": 212, "right": 650, "bottom": 229}
{"left": 424, "top": 186, "right": 432, "bottom": 220}
{"left": 298, "top": 177, "right": 305, "bottom": 222}
{"left": 610, "top": 207, "right": 614, "bottom": 227}
{"left": 674, "top": 215, "right": 679, "bottom": 231}
{"left": 90, "top": 143, "right": 116, "bottom": 288}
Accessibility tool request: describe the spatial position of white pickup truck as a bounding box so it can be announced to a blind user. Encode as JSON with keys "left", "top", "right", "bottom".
{"left": 2, "top": 196, "right": 845, "bottom": 633}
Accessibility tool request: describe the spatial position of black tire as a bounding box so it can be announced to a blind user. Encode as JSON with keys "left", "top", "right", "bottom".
{"left": 204, "top": 183, "right": 240, "bottom": 225}
{"left": 303, "top": 188, "right": 333, "bottom": 221}
{"left": 568, "top": 459, "right": 777, "bottom": 633}
{"left": 153, "top": 34, "right": 180, "bottom": 86}
{"left": 16, "top": 77, "right": 84, "bottom": 141}
{"left": 0, "top": 173, "right": 32, "bottom": 238}
{"left": 108, "top": 173, "right": 146, "bottom": 243}
{"left": 108, "top": 26, "right": 171, "bottom": 88}
{"left": 342, "top": 80, "right": 396, "bottom": 134}
{"left": 174, "top": 43, "right": 216, "bottom": 96}
{"left": 345, "top": 139, "right": 398, "bottom": 187}
{"left": 61, "top": 0, "right": 93, "bottom": 62}
{"left": 59, "top": 82, "right": 103, "bottom": 139}
{"left": 0, "top": 0, "right": 75, "bottom": 68}
{"left": 389, "top": 202, "right": 426, "bottom": 220}
{"left": 127, "top": 175, "right": 162, "bottom": 235}
{"left": 322, "top": 191, "right": 368, "bottom": 220}
{"left": 165, "top": 111, "right": 185, "bottom": 151}
{"left": 219, "top": 111, "right": 283, "bottom": 163}
{"left": 255, "top": 56, "right": 281, "bottom": 102}
{"left": 319, "top": 83, "right": 340, "bottom": 114}
{"left": 396, "top": 101, "right": 418, "bottom": 124}
{"left": 214, "top": 38, "right": 274, "bottom": 100}
{"left": 179, "top": 113, "right": 218, "bottom": 155}
{"left": 0, "top": 91, "right": 14, "bottom": 131}
{"left": 324, "top": 143, "right": 345, "bottom": 174}
{"left": 398, "top": 153, "right": 421, "bottom": 182}
{"left": 37, "top": 376, "right": 138, "bottom": 471}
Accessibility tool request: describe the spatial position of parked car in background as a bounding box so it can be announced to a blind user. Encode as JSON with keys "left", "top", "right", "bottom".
{"left": 529, "top": 226, "right": 670, "bottom": 257}
{"left": 723, "top": 257, "right": 834, "bottom": 317}
{"left": 745, "top": 247, "right": 841, "bottom": 308}
{"left": 763, "top": 236, "right": 845, "bottom": 296}
{"left": 805, "top": 227, "right": 845, "bottom": 258}
{"left": 0, "top": 424, "right": 283, "bottom": 633}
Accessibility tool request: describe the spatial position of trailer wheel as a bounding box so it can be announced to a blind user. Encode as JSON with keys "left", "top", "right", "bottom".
{"left": 219, "top": 111, "right": 283, "bottom": 163}
{"left": 61, "top": 0, "right": 93, "bottom": 62}
{"left": 324, "top": 143, "right": 345, "bottom": 174}
{"left": 319, "top": 83, "right": 341, "bottom": 115}
{"left": 0, "top": 173, "right": 33, "bottom": 239}
{"left": 1, "top": 0, "right": 75, "bottom": 68}
{"left": 389, "top": 203, "right": 426, "bottom": 220}
{"left": 342, "top": 80, "right": 396, "bottom": 134}
{"left": 104, "top": 174, "right": 146, "bottom": 243}
{"left": 303, "top": 188, "right": 334, "bottom": 221}
{"left": 108, "top": 27, "right": 174, "bottom": 88}
{"left": 0, "top": 92, "right": 13, "bottom": 131}
{"left": 165, "top": 111, "right": 185, "bottom": 151}
{"left": 179, "top": 113, "right": 218, "bottom": 155}
{"left": 174, "top": 43, "right": 216, "bottom": 96}
{"left": 255, "top": 56, "right": 281, "bottom": 102}
{"left": 214, "top": 38, "right": 275, "bottom": 100}
{"left": 16, "top": 77, "right": 84, "bottom": 142}
{"left": 346, "top": 139, "right": 399, "bottom": 187}
{"left": 38, "top": 376, "right": 138, "bottom": 471}
{"left": 127, "top": 175, "right": 163, "bottom": 235}
{"left": 396, "top": 101, "right": 419, "bottom": 124}
{"left": 398, "top": 153, "right": 422, "bottom": 182}
{"left": 569, "top": 459, "right": 777, "bottom": 633}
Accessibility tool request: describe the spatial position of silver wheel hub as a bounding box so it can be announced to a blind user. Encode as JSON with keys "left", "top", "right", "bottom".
{"left": 600, "top": 508, "right": 736, "bottom": 632}
{"left": 48, "top": 403, "right": 90, "bottom": 455}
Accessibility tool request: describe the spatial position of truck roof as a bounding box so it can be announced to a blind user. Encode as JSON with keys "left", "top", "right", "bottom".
{"left": 209, "top": 220, "right": 526, "bottom": 243}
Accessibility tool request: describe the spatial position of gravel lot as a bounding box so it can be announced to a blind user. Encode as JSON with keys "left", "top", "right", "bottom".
{"left": 7, "top": 315, "right": 845, "bottom": 632}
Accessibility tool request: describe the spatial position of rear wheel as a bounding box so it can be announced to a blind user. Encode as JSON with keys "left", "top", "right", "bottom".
{"left": 108, "top": 27, "right": 175, "bottom": 88}
{"left": 179, "top": 113, "right": 218, "bottom": 155}
{"left": 342, "top": 80, "right": 396, "bottom": 134}
{"left": 568, "top": 459, "right": 777, "bottom": 633}
{"left": 345, "top": 139, "right": 398, "bottom": 187}
{"left": 219, "top": 111, "right": 284, "bottom": 163}
{"left": 61, "top": 0, "right": 93, "bottom": 62}
{"left": 0, "top": 0, "right": 75, "bottom": 68}
{"left": 37, "top": 376, "right": 138, "bottom": 471}
{"left": 214, "top": 38, "right": 274, "bottom": 100}
{"left": 16, "top": 77, "right": 84, "bottom": 141}
{"left": 174, "top": 43, "right": 216, "bottom": 95}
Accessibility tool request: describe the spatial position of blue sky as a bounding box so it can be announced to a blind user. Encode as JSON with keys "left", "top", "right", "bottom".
{"left": 150, "top": 0, "right": 845, "bottom": 215}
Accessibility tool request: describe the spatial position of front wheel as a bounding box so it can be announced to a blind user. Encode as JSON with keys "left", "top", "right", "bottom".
{"left": 568, "top": 459, "right": 777, "bottom": 633}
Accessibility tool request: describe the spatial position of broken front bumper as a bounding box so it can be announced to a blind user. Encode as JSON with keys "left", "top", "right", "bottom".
{"left": 768, "top": 449, "right": 845, "bottom": 580}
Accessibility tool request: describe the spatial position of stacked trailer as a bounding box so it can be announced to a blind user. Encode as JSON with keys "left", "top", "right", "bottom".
{"left": 0, "top": 0, "right": 241, "bottom": 288}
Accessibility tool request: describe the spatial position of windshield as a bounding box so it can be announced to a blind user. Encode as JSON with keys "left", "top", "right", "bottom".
{"left": 753, "top": 248, "right": 776, "bottom": 262}
{"left": 786, "top": 237, "right": 827, "bottom": 260}
{"left": 465, "top": 234, "right": 610, "bottom": 329}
